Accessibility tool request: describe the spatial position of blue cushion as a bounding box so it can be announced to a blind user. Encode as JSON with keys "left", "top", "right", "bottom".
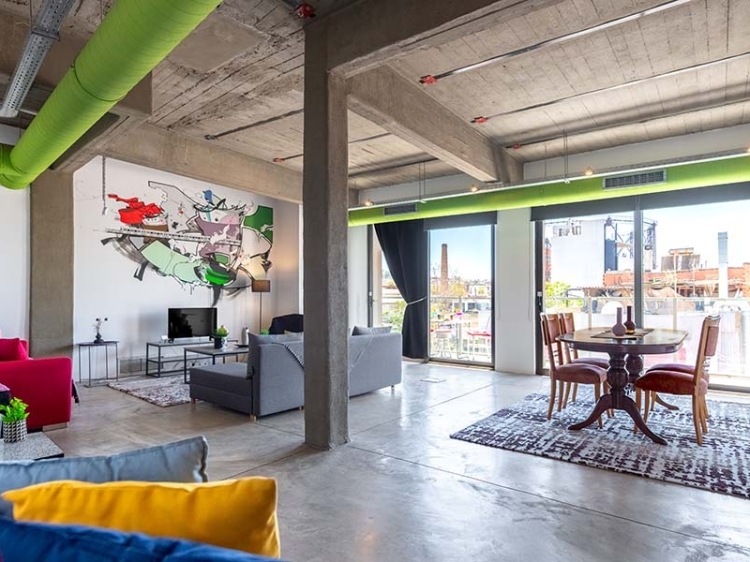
{"left": 0, "top": 518, "right": 281, "bottom": 562}
{"left": 0, "top": 436, "right": 208, "bottom": 518}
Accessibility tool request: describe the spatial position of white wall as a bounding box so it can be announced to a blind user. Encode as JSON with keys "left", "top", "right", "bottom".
{"left": 0, "top": 125, "right": 28, "bottom": 339}
{"left": 495, "top": 208, "right": 536, "bottom": 375}
{"left": 348, "top": 225, "right": 369, "bottom": 329}
{"left": 73, "top": 157, "right": 300, "bottom": 364}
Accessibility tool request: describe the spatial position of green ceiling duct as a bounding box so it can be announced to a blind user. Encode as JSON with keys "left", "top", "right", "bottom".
{"left": 348, "top": 155, "right": 750, "bottom": 226}
{"left": 0, "top": 0, "right": 221, "bottom": 190}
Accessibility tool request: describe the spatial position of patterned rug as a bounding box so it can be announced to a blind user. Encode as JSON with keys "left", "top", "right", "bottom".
{"left": 108, "top": 377, "right": 190, "bottom": 408}
{"left": 451, "top": 391, "right": 750, "bottom": 498}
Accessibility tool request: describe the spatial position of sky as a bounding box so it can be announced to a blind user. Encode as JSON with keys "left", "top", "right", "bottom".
{"left": 429, "top": 225, "right": 493, "bottom": 280}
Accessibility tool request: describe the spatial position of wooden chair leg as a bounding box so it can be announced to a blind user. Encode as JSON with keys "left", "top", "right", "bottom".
{"left": 699, "top": 396, "right": 708, "bottom": 435}
{"left": 634, "top": 388, "right": 641, "bottom": 434}
{"left": 562, "top": 382, "right": 572, "bottom": 409}
{"left": 692, "top": 396, "right": 703, "bottom": 446}
{"left": 594, "top": 383, "right": 603, "bottom": 429}
{"left": 557, "top": 380, "right": 565, "bottom": 412}
{"left": 604, "top": 382, "right": 614, "bottom": 418}
{"left": 547, "top": 377, "right": 556, "bottom": 420}
{"left": 571, "top": 383, "right": 578, "bottom": 403}
{"left": 643, "top": 390, "right": 651, "bottom": 423}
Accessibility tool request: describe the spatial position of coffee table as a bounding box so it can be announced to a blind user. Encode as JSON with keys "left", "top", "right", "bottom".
{"left": 0, "top": 432, "right": 64, "bottom": 461}
{"left": 183, "top": 345, "right": 248, "bottom": 383}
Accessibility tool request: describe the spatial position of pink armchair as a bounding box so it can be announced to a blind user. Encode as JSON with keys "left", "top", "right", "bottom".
{"left": 0, "top": 340, "right": 73, "bottom": 430}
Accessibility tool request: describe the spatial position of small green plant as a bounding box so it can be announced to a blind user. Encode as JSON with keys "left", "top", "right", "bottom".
{"left": 214, "top": 325, "right": 229, "bottom": 338}
{"left": 0, "top": 398, "right": 29, "bottom": 423}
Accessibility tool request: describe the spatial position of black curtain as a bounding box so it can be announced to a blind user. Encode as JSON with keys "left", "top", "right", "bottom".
{"left": 375, "top": 219, "right": 428, "bottom": 359}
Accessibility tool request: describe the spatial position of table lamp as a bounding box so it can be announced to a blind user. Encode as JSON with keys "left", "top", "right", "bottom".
{"left": 252, "top": 279, "right": 271, "bottom": 332}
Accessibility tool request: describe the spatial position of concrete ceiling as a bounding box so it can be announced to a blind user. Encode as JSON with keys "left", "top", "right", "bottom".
{"left": 1, "top": 0, "right": 748, "bottom": 198}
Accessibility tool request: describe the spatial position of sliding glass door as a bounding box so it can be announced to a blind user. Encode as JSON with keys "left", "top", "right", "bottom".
{"left": 535, "top": 182, "right": 750, "bottom": 391}
{"left": 639, "top": 200, "right": 750, "bottom": 389}
{"left": 428, "top": 225, "right": 494, "bottom": 365}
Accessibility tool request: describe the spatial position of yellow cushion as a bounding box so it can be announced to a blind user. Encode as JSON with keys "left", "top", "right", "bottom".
{"left": 2, "top": 477, "right": 279, "bottom": 558}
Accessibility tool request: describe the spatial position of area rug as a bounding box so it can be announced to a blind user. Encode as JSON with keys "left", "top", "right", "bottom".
{"left": 108, "top": 377, "right": 190, "bottom": 408}
{"left": 450, "top": 390, "right": 750, "bottom": 498}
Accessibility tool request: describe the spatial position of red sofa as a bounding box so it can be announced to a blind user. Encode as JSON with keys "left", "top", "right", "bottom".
{"left": 0, "top": 340, "right": 73, "bottom": 430}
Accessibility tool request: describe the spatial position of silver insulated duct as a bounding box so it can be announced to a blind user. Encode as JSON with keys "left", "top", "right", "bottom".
{"left": 0, "top": 0, "right": 77, "bottom": 118}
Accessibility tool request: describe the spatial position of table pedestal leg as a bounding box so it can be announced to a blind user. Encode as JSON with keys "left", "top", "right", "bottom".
{"left": 568, "top": 351, "right": 667, "bottom": 445}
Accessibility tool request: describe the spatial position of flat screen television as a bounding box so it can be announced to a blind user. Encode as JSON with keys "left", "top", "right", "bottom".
{"left": 168, "top": 307, "right": 217, "bottom": 340}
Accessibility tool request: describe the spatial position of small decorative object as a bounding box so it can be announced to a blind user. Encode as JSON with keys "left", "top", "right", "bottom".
{"left": 624, "top": 305, "right": 636, "bottom": 335}
{"left": 214, "top": 325, "right": 229, "bottom": 349}
{"left": 94, "top": 317, "right": 108, "bottom": 344}
{"left": 0, "top": 397, "right": 29, "bottom": 443}
{"left": 612, "top": 307, "right": 627, "bottom": 337}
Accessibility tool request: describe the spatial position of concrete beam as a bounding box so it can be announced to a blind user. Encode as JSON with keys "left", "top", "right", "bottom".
{"left": 303, "top": 24, "right": 350, "bottom": 449}
{"left": 102, "top": 124, "right": 303, "bottom": 203}
{"left": 322, "top": 0, "right": 568, "bottom": 75}
{"left": 349, "top": 66, "right": 508, "bottom": 182}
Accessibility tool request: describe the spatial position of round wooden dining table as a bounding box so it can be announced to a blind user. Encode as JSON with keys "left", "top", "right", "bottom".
{"left": 558, "top": 328, "right": 688, "bottom": 445}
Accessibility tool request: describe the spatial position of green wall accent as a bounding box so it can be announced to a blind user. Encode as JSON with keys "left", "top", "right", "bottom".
{"left": 0, "top": 0, "right": 221, "bottom": 189}
{"left": 348, "top": 155, "right": 750, "bottom": 226}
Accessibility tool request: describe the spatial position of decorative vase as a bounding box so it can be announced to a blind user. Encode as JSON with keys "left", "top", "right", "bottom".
{"left": 624, "top": 305, "right": 636, "bottom": 335}
{"left": 3, "top": 420, "right": 27, "bottom": 443}
{"left": 94, "top": 332, "right": 103, "bottom": 344}
{"left": 612, "top": 308, "right": 627, "bottom": 336}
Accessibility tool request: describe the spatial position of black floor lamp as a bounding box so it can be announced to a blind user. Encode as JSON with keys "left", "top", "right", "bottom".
{"left": 252, "top": 279, "right": 271, "bottom": 333}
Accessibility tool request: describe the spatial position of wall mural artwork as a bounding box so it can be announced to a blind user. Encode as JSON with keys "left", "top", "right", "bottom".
{"left": 102, "top": 180, "right": 273, "bottom": 304}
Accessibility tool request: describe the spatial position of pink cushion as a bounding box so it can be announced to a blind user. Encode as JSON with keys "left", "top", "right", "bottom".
{"left": 647, "top": 362, "right": 693, "bottom": 374}
{"left": 0, "top": 338, "right": 29, "bottom": 361}
{"left": 635, "top": 371, "right": 707, "bottom": 396}
{"left": 555, "top": 363, "right": 607, "bottom": 384}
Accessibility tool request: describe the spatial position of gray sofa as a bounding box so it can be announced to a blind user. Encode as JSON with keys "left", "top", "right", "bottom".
{"left": 189, "top": 332, "right": 402, "bottom": 418}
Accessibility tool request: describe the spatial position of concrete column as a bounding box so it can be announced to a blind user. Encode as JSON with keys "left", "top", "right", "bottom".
{"left": 29, "top": 170, "right": 74, "bottom": 358}
{"left": 302, "top": 24, "right": 350, "bottom": 449}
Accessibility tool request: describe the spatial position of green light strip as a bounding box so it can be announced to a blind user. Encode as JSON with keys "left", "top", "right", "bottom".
{"left": 348, "top": 155, "right": 750, "bottom": 226}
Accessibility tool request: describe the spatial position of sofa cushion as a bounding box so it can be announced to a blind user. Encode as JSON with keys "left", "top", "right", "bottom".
{"left": 191, "top": 363, "right": 251, "bottom": 389}
{"left": 4, "top": 477, "right": 279, "bottom": 558}
{"left": 351, "top": 326, "right": 392, "bottom": 336}
{"left": 0, "top": 518, "right": 281, "bottom": 562}
{"left": 0, "top": 436, "right": 208, "bottom": 518}
{"left": 0, "top": 338, "right": 29, "bottom": 361}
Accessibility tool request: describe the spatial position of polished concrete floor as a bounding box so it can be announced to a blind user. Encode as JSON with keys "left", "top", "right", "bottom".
{"left": 50, "top": 363, "right": 750, "bottom": 562}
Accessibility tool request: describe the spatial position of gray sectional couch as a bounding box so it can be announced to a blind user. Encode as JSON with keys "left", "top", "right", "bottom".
{"left": 189, "top": 331, "right": 402, "bottom": 418}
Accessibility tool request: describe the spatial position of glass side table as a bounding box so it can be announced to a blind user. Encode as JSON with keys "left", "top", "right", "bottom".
{"left": 76, "top": 341, "right": 119, "bottom": 387}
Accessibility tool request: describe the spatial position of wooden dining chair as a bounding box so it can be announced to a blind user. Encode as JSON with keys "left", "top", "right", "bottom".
{"left": 634, "top": 315, "right": 720, "bottom": 445}
{"left": 559, "top": 312, "right": 610, "bottom": 404}
{"left": 540, "top": 313, "right": 608, "bottom": 427}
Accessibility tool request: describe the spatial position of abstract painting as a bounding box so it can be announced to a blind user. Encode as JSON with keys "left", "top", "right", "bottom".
{"left": 102, "top": 180, "right": 273, "bottom": 304}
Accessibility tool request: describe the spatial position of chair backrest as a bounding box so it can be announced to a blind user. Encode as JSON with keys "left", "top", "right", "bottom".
{"left": 268, "top": 314, "right": 304, "bottom": 335}
{"left": 540, "top": 313, "right": 565, "bottom": 375}
{"left": 560, "top": 312, "right": 578, "bottom": 362}
{"left": 692, "top": 314, "right": 721, "bottom": 388}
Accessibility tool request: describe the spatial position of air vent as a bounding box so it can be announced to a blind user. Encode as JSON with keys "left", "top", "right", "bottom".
{"left": 383, "top": 203, "right": 418, "bottom": 216}
{"left": 603, "top": 170, "right": 666, "bottom": 190}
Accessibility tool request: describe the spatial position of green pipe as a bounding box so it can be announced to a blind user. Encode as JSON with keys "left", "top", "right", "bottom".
{"left": 348, "top": 155, "right": 750, "bottom": 226}
{"left": 0, "top": 0, "right": 221, "bottom": 189}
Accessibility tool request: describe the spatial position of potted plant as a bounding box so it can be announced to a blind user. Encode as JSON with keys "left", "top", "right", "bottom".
{"left": 214, "top": 325, "right": 229, "bottom": 349}
{"left": 0, "top": 397, "right": 29, "bottom": 443}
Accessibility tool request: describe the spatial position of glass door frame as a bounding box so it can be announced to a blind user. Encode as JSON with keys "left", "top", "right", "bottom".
{"left": 532, "top": 180, "right": 750, "bottom": 392}
{"left": 425, "top": 222, "right": 496, "bottom": 367}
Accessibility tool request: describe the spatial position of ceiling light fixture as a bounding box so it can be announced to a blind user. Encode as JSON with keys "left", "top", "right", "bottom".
{"left": 584, "top": 167, "right": 594, "bottom": 176}
{"left": 364, "top": 199, "right": 374, "bottom": 207}
{"left": 470, "top": 185, "right": 480, "bottom": 193}
{"left": 0, "top": 0, "right": 77, "bottom": 118}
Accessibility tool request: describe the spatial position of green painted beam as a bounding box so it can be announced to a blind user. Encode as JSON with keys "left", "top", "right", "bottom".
{"left": 348, "top": 155, "right": 750, "bottom": 226}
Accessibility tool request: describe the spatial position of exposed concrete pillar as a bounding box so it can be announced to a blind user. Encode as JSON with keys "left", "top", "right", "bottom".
{"left": 302, "top": 24, "right": 350, "bottom": 449}
{"left": 29, "top": 170, "right": 74, "bottom": 358}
